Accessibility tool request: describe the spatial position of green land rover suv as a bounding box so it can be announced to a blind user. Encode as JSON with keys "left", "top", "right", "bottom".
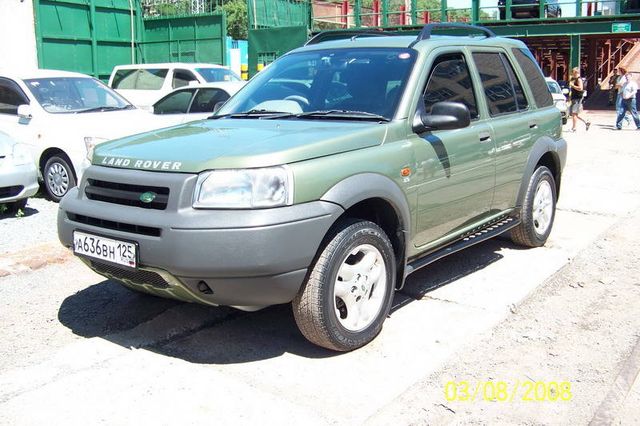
{"left": 58, "top": 24, "right": 566, "bottom": 351}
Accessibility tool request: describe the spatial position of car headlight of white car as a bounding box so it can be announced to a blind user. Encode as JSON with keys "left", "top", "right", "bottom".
{"left": 554, "top": 100, "right": 566, "bottom": 110}
{"left": 11, "top": 143, "right": 33, "bottom": 166}
{"left": 193, "top": 166, "right": 293, "bottom": 209}
{"left": 84, "top": 137, "right": 109, "bottom": 161}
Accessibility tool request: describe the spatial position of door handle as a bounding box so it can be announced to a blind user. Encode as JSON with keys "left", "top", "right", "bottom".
{"left": 529, "top": 122, "right": 538, "bottom": 129}
{"left": 478, "top": 131, "right": 492, "bottom": 143}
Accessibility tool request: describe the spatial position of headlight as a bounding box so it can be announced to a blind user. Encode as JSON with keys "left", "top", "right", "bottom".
{"left": 11, "top": 143, "right": 32, "bottom": 166}
{"left": 84, "top": 137, "right": 109, "bottom": 161}
{"left": 554, "top": 100, "right": 566, "bottom": 110}
{"left": 193, "top": 166, "right": 293, "bottom": 209}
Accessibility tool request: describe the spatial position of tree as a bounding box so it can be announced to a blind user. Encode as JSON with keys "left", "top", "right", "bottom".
{"left": 215, "top": 0, "right": 248, "bottom": 40}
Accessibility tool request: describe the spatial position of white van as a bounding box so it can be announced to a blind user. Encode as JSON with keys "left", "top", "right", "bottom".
{"left": 108, "top": 63, "right": 242, "bottom": 110}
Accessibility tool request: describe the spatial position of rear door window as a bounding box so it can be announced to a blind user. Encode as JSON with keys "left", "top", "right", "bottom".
{"left": 112, "top": 69, "right": 168, "bottom": 90}
{"left": 473, "top": 52, "right": 518, "bottom": 115}
{"left": 189, "top": 88, "right": 231, "bottom": 113}
{"left": 423, "top": 53, "right": 479, "bottom": 119}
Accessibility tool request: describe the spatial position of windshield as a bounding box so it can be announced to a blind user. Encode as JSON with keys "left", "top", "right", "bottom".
{"left": 25, "top": 77, "right": 131, "bottom": 113}
{"left": 546, "top": 81, "right": 562, "bottom": 94}
{"left": 112, "top": 68, "right": 168, "bottom": 90}
{"left": 196, "top": 67, "right": 242, "bottom": 82}
{"left": 217, "top": 48, "right": 417, "bottom": 120}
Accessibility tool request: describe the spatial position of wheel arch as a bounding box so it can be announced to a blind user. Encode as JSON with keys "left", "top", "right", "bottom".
{"left": 516, "top": 137, "right": 564, "bottom": 208}
{"left": 320, "top": 173, "right": 411, "bottom": 289}
{"left": 39, "top": 148, "right": 77, "bottom": 181}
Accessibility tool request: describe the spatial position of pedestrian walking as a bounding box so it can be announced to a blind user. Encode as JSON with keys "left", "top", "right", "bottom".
{"left": 568, "top": 67, "right": 591, "bottom": 132}
{"left": 615, "top": 70, "right": 640, "bottom": 130}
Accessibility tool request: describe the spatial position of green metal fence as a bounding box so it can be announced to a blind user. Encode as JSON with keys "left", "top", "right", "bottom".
{"left": 248, "top": 0, "right": 311, "bottom": 29}
{"left": 140, "top": 13, "right": 227, "bottom": 64}
{"left": 33, "top": 0, "right": 139, "bottom": 80}
{"left": 247, "top": 25, "right": 307, "bottom": 77}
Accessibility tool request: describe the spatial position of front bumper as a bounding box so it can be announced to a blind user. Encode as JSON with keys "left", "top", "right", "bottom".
{"left": 0, "top": 162, "right": 39, "bottom": 203}
{"left": 58, "top": 166, "right": 344, "bottom": 308}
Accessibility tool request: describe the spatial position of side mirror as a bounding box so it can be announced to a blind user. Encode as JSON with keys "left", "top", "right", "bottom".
{"left": 213, "top": 101, "right": 226, "bottom": 113}
{"left": 413, "top": 101, "right": 470, "bottom": 133}
{"left": 17, "top": 104, "right": 33, "bottom": 120}
{"left": 562, "top": 88, "right": 569, "bottom": 95}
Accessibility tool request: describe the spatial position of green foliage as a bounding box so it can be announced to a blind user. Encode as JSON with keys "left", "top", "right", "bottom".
{"left": 215, "top": 0, "right": 248, "bottom": 40}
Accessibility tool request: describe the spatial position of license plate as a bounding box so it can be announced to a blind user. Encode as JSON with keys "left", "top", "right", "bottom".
{"left": 73, "top": 231, "right": 137, "bottom": 268}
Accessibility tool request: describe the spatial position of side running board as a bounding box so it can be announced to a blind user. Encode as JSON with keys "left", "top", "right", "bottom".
{"left": 404, "top": 217, "right": 520, "bottom": 277}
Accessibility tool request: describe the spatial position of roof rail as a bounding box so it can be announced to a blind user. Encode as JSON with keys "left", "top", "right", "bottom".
{"left": 305, "top": 29, "right": 389, "bottom": 46}
{"left": 409, "top": 23, "right": 496, "bottom": 48}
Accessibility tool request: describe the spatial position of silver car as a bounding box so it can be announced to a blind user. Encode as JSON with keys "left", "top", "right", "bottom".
{"left": 0, "top": 131, "right": 38, "bottom": 212}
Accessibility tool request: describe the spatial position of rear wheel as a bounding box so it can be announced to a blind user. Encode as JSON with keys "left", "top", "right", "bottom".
{"left": 44, "top": 155, "right": 76, "bottom": 202}
{"left": 511, "top": 166, "right": 557, "bottom": 247}
{"left": 292, "top": 219, "right": 396, "bottom": 351}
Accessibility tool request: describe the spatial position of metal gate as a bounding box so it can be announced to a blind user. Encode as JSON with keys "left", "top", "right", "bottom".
{"left": 33, "top": 0, "right": 139, "bottom": 80}
{"left": 140, "top": 13, "right": 227, "bottom": 64}
{"left": 247, "top": 25, "right": 308, "bottom": 78}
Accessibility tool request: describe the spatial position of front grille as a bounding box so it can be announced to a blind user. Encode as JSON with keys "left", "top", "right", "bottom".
{"left": 0, "top": 186, "right": 23, "bottom": 198}
{"left": 91, "top": 261, "right": 170, "bottom": 289}
{"left": 68, "top": 213, "right": 161, "bottom": 237}
{"left": 85, "top": 179, "right": 169, "bottom": 210}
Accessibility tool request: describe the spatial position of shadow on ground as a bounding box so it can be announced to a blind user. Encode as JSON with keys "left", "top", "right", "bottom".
{"left": 58, "top": 237, "right": 519, "bottom": 364}
{"left": 0, "top": 206, "right": 39, "bottom": 220}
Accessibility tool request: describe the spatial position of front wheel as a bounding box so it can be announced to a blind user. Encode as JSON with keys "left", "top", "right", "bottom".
{"left": 292, "top": 220, "right": 396, "bottom": 351}
{"left": 511, "top": 166, "right": 557, "bottom": 247}
{"left": 44, "top": 155, "right": 76, "bottom": 202}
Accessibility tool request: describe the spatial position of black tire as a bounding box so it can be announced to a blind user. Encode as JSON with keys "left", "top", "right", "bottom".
{"left": 43, "top": 155, "right": 76, "bottom": 202}
{"left": 562, "top": 117, "right": 567, "bottom": 125}
{"left": 511, "top": 166, "right": 557, "bottom": 247}
{"left": 292, "top": 219, "right": 396, "bottom": 351}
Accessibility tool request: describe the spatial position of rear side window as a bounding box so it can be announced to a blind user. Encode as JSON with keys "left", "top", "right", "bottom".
{"left": 112, "top": 69, "right": 168, "bottom": 90}
{"left": 512, "top": 48, "right": 554, "bottom": 108}
{"left": 473, "top": 52, "right": 520, "bottom": 115}
{"left": 190, "top": 88, "right": 231, "bottom": 113}
{"left": 423, "top": 53, "right": 479, "bottom": 119}
{"left": 153, "top": 89, "right": 195, "bottom": 114}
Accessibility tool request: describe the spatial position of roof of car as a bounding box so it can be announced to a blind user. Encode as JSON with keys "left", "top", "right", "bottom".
{"left": 293, "top": 33, "right": 526, "bottom": 53}
{"left": 0, "top": 69, "right": 94, "bottom": 80}
{"left": 112, "top": 63, "right": 228, "bottom": 70}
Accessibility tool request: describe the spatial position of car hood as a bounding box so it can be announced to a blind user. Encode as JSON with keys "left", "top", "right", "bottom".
{"left": 93, "top": 119, "right": 388, "bottom": 173}
{"left": 54, "top": 109, "right": 170, "bottom": 140}
{"left": 551, "top": 94, "right": 566, "bottom": 102}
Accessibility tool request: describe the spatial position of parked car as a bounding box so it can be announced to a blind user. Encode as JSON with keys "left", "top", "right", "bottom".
{"left": 498, "top": 0, "right": 561, "bottom": 19}
{"left": 59, "top": 24, "right": 566, "bottom": 351}
{"left": 0, "top": 69, "right": 172, "bottom": 201}
{"left": 0, "top": 130, "right": 38, "bottom": 212}
{"left": 109, "top": 63, "right": 243, "bottom": 110}
{"left": 151, "top": 82, "right": 245, "bottom": 125}
{"left": 546, "top": 77, "right": 568, "bottom": 124}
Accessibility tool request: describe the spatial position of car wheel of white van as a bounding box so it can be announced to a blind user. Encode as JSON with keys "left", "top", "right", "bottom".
{"left": 292, "top": 219, "right": 396, "bottom": 351}
{"left": 511, "top": 166, "right": 557, "bottom": 248}
{"left": 44, "top": 155, "right": 76, "bottom": 202}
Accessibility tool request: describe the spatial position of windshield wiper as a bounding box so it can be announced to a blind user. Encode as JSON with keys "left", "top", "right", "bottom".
{"left": 211, "top": 109, "right": 296, "bottom": 119}
{"left": 295, "top": 110, "right": 390, "bottom": 122}
{"left": 76, "top": 105, "right": 134, "bottom": 114}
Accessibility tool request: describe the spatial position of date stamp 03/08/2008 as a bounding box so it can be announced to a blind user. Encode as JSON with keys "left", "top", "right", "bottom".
{"left": 444, "top": 380, "right": 573, "bottom": 403}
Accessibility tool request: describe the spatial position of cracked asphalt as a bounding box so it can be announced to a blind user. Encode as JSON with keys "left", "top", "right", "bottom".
{"left": 1, "top": 111, "right": 639, "bottom": 425}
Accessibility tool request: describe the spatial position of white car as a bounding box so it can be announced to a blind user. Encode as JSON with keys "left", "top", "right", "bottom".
{"left": 0, "top": 69, "right": 172, "bottom": 201}
{"left": 545, "top": 77, "right": 568, "bottom": 125}
{"left": 151, "top": 82, "right": 245, "bottom": 124}
{"left": 0, "top": 130, "right": 38, "bottom": 212}
{"left": 109, "top": 63, "right": 243, "bottom": 110}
